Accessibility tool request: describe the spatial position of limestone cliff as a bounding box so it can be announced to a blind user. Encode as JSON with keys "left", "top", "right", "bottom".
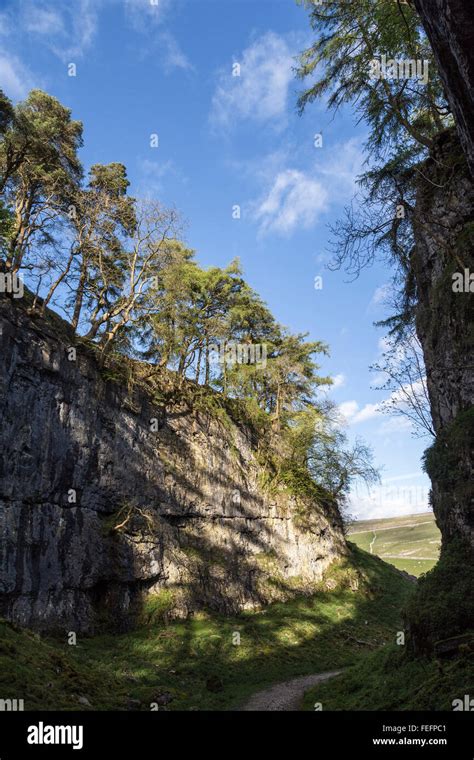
{"left": 0, "top": 295, "right": 346, "bottom": 634}
{"left": 412, "top": 129, "right": 474, "bottom": 547}
{"left": 406, "top": 128, "right": 474, "bottom": 651}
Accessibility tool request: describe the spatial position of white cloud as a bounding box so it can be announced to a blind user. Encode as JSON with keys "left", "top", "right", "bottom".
{"left": 252, "top": 168, "right": 328, "bottom": 235}
{"left": 18, "top": 1, "right": 99, "bottom": 61}
{"left": 338, "top": 400, "right": 381, "bottom": 425}
{"left": 24, "top": 7, "right": 64, "bottom": 36}
{"left": 382, "top": 472, "right": 427, "bottom": 483}
{"left": 332, "top": 373, "right": 346, "bottom": 389}
{"left": 124, "top": 0, "right": 170, "bottom": 30}
{"left": 246, "top": 137, "right": 364, "bottom": 237}
{"left": 349, "top": 481, "right": 430, "bottom": 520}
{"left": 210, "top": 32, "right": 296, "bottom": 129}
{"left": 0, "top": 12, "right": 11, "bottom": 36}
{"left": 54, "top": 0, "right": 98, "bottom": 60}
{"left": 317, "top": 137, "right": 365, "bottom": 197}
{"left": 355, "top": 403, "right": 380, "bottom": 423}
{"left": 378, "top": 335, "right": 392, "bottom": 353}
{"left": 0, "top": 54, "right": 35, "bottom": 99}
{"left": 379, "top": 416, "right": 413, "bottom": 434}
{"left": 161, "top": 31, "right": 193, "bottom": 72}
{"left": 370, "top": 283, "right": 391, "bottom": 310}
{"left": 138, "top": 158, "right": 173, "bottom": 196}
{"left": 123, "top": 2, "right": 192, "bottom": 73}
{"left": 338, "top": 400, "right": 360, "bottom": 420}
{"left": 137, "top": 157, "right": 187, "bottom": 198}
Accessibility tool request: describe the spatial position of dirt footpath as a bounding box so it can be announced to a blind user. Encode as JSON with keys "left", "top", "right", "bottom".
{"left": 239, "top": 670, "right": 343, "bottom": 711}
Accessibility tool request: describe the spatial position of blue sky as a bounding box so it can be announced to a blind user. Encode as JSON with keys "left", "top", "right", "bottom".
{"left": 0, "top": 0, "right": 432, "bottom": 519}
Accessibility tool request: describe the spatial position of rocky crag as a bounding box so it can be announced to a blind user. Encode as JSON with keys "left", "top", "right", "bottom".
{"left": 0, "top": 296, "right": 346, "bottom": 634}
{"left": 406, "top": 128, "right": 474, "bottom": 650}
{"left": 412, "top": 129, "right": 474, "bottom": 548}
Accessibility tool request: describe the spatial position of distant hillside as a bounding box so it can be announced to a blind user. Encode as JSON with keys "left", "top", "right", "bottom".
{"left": 348, "top": 513, "right": 441, "bottom": 576}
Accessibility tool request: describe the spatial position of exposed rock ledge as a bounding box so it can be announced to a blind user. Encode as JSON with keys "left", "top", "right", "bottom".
{"left": 0, "top": 296, "right": 346, "bottom": 633}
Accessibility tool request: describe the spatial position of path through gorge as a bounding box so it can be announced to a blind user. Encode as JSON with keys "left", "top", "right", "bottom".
{"left": 239, "top": 671, "right": 343, "bottom": 712}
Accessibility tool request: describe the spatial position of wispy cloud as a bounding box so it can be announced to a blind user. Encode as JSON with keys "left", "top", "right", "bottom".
{"left": 371, "top": 283, "right": 391, "bottom": 308}
{"left": 136, "top": 157, "right": 187, "bottom": 199}
{"left": 316, "top": 137, "right": 366, "bottom": 196}
{"left": 248, "top": 137, "right": 364, "bottom": 236}
{"left": 367, "top": 283, "right": 393, "bottom": 315}
{"left": 123, "top": 1, "right": 193, "bottom": 73}
{"left": 0, "top": 53, "right": 36, "bottom": 99}
{"left": 378, "top": 416, "right": 413, "bottom": 434}
{"left": 19, "top": 0, "right": 99, "bottom": 61}
{"left": 161, "top": 31, "right": 194, "bottom": 72}
{"left": 338, "top": 400, "right": 381, "bottom": 425}
{"left": 124, "top": 0, "right": 170, "bottom": 30}
{"left": 0, "top": 11, "right": 12, "bottom": 36}
{"left": 349, "top": 480, "right": 430, "bottom": 520}
{"left": 210, "top": 32, "right": 298, "bottom": 130}
{"left": 24, "top": 7, "right": 64, "bottom": 36}
{"left": 252, "top": 169, "right": 328, "bottom": 236}
{"left": 332, "top": 373, "right": 346, "bottom": 389}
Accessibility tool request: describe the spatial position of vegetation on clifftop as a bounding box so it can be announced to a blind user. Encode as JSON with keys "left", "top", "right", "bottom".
{"left": 0, "top": 86, "right": 380, "bottom": 523}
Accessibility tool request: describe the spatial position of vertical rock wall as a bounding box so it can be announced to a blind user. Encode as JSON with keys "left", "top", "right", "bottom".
{"left": 0, "top": 296, "right": 346, "bottom": 633}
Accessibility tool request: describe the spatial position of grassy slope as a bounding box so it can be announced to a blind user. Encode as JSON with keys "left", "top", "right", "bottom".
{"left": 0, "top": 546, "right": 414, "bottom": 711}
{"left": 302, "top": 645, "right": 474, "bottom": 711}
{"left": 348, "top": 512, "right": 441, "bottom": 576}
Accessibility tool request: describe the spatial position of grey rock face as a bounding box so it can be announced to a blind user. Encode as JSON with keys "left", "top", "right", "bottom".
{"left": 412, "top": 129, "right": 474, "bottom": 546}
{"left": 0, "top": 297, "right": 346, "bottom": 633}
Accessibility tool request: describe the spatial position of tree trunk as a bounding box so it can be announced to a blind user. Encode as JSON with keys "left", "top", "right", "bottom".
{"left": 413, "top": 0, "right": 474, "bottom": 178}
{"left": 205, "top": 336, "right": 210, "bottom": 386}
{"left": 195, "top": 345, "right": 202, "bottom": 384}
{"left": 72, "top": 260, "right": 87, "bottom": 331}
{"left": 41, "top": 250, "right": 76, "bottom": 315}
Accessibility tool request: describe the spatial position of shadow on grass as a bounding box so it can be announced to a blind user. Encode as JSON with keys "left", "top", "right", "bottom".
{"left": 54, "top": 547, "right": 415, "bottom": 711}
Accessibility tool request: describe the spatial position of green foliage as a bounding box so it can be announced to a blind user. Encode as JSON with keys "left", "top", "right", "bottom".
{"left": 296, "top": 0, "right": 447, "bottom": 166}
{"left": 423, "top": 408, "right": 474, "bottom": 526}
{"left": 0, "top": 200, "right": 13, "bottom": 255}
{"left": 277, "top": 406, "right": 378, "bottom": 519}
{"left": 278, "top": 459, "right": 333, "bottom": 506}
{"left": 404, "top": 538, "right": 474, "bottom": 653}
{"left": 0, "top": 89, "right": 83, "bottom": 272}
{"left": 302, "top": 643, "right": 474, "bottom": 711}
{"left": 424, "top": 408, "right": 474, "bottom": 488}
{"left": 141, "top": 591, "right": 176, "bottom": 625}
{"left": 409, "top": 409, "right": 474, "bottom": 649}
{"left": 0, "top": 84, "right": 378, "bottom": 532}
{"left": 295, "top": 0, "right": 451, "bottom": 326}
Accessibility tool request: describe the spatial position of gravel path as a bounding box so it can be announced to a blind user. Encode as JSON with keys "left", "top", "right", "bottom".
{"left": 369, "top": 531, "right": 377, "bottom": 554}
{"left": 239, "top": 670, "right": 343, "bottom": 711}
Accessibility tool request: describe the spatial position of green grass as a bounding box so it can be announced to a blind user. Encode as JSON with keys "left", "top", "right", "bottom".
{"left": 348, "top": 512, "right": 441, "bottom": 576}
{"left": 0, "top": 545, "right": 414, "bottom": 711}
{"left": 387, "top": 558, "right": 436, "bottom": 575}
{"left": 302, "top": 644, "right": 474, "bottom": 711}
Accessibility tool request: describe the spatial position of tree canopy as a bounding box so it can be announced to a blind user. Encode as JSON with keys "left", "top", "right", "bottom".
{"left": 0, "top": 86, "right": 378, "bottom": 517}
{"left": 296, "top": 0, "right": 451, "bottom": 320}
